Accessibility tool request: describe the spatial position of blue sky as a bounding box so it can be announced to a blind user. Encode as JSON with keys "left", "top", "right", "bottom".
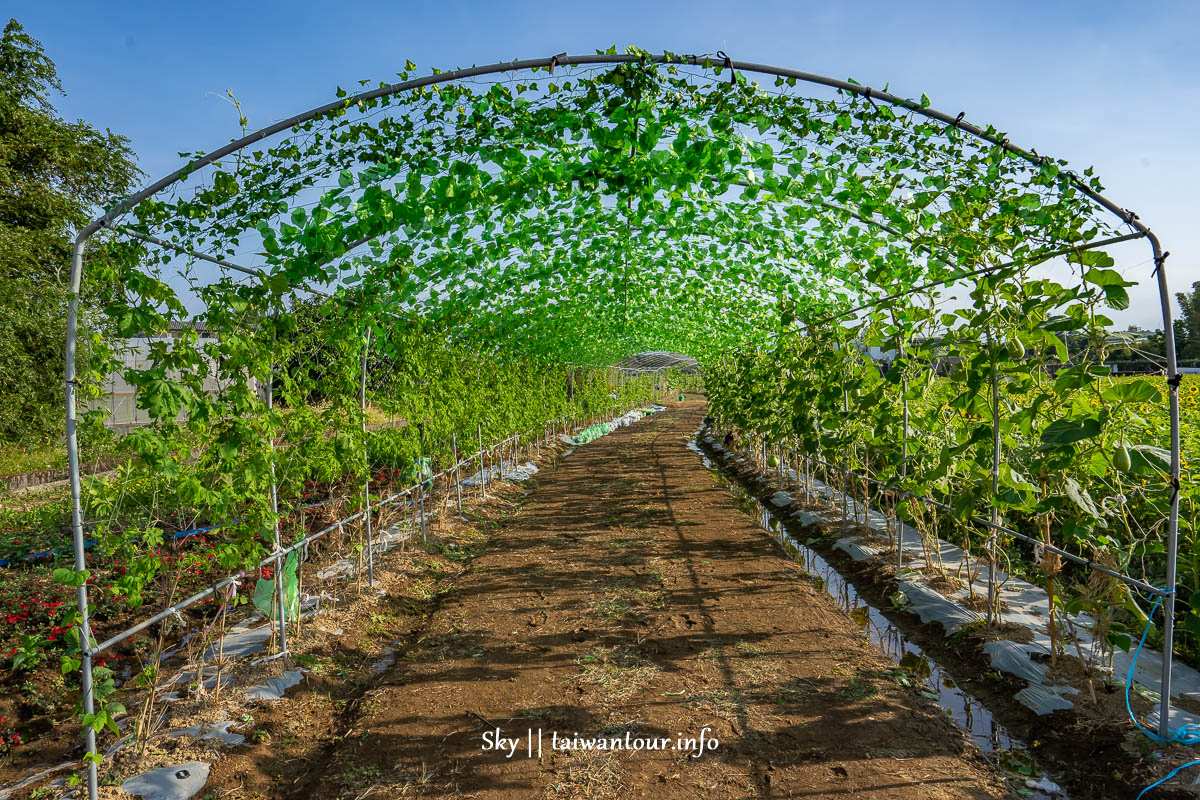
{"left": 11, "top": 0, "right": 1199, "bottom": 329}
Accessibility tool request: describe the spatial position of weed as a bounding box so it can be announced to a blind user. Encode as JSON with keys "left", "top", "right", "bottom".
{"left": 577, "top": 645, "right": 659, "bottom": 702}
{"left": 842, "top": 678, "right": 879, "bottom": 700}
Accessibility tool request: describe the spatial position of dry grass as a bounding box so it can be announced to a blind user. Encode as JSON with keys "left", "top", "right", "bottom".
{"left": 543, "top": 749, "right": 623, "bottom": 800}
{"left": 576, "top": 645, "right": 659, "bottom": 702}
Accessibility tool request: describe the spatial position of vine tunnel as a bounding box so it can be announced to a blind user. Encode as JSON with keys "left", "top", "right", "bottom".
{"left": 62, "top": 49, "right": 1184, "bottom": 795}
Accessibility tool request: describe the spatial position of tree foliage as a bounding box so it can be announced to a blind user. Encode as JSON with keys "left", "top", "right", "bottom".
{"left": 0, "top": 18, "right": 140, "bottom": 442}
{"left": 1177, "top": 281, "right": 1200, "bottom": 360}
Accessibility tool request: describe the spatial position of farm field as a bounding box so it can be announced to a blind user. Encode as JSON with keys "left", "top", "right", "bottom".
{"left": 19, "top": 401, "right": 1026, "bottom": 800}
{"left": 3, "top": 400, "right": 1182, "bottom": 799}
{"left": 0, "top": 351, "right": 666, "bottom": 776}
{"left": 0, "top": 393, "right": 670, "bottom": 792}
{"left": 3, "top": 29, "right": 1198, "bottom": 800}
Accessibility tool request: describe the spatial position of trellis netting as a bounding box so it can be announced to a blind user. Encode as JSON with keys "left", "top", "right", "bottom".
{"left": 58, "top": 48, "right": 1182, "bottom": 797}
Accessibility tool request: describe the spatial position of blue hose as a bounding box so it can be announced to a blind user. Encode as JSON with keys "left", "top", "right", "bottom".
{"left": 1137, "top": 760, "right": 1200, "bottom": 800}
{"left": 1126, "top": 594, "right": 1200, "bottom": 797}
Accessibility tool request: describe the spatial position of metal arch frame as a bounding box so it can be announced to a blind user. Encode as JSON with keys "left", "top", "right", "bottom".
{"left": 64, "top": 52, "right": 1183, "bottom": 793}
{"left": 613, "top": 351, "right": 701, "bottom": 374}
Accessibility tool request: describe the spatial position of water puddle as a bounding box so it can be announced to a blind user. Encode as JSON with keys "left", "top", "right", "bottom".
{"left": 698, "top": 439, "right": 1064, "bottom": 798}
{"left": 685, "top": 438, "right": 714, "bottom": 470}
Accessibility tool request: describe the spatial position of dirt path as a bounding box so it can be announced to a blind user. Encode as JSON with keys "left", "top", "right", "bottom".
{"left": 215, "top": 403, "right": 1009, "bottom": 799}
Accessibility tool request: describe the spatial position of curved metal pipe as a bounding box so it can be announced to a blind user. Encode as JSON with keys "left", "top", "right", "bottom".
{"left": 81, "top": 52, "right": 1153, "bottom": 239}
{"left": 63, "top": 52, "right": 1180, "bottom": 788}
{"left": 1149, "top": 230, "right": 1182, "bottom": 737}
{"left": 64, "top": 236, "right": 98, "bottom": 800}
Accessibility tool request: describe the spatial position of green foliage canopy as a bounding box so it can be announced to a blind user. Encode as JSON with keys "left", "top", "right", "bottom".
{"left": 79, "top": 49, "right": 1176, "bottom": 629}
{"left": 105, "top": 50, "right": 1122, "bottom": 371}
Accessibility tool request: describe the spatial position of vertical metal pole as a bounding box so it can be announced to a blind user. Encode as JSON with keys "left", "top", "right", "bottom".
{"left": 417, "top": 427, "right": 427, "bottom": 543}
{"left": 841, "top": 388, "right": 850, "bottom": 536}
{"left": 418, "top": 477, "right": 427, "bottom": 544}
{"left": 452, "top": 432, "right": 462, "bottom": 514}
{"left": 361, "top": 328, "right": 374, "bottom": 586}
{"left": 408, "top": 488, "right": 416, "bottom": 535}
{"left": 66, "top": 237, "right": 98, "bottom": 800}
{"left": 266, "top": 369, "right": 287, "bottom": 654}
{"left": 1151, "top": 235, "right": 1182, "bottom": 737}
{"left": 897, "top": 318, "right": 908, "bottom": 573}
{"left": 985, "top": 323, "right": 1001, "bottom": 627}
{"left": 841, "top": 468, "right": 849, "bottom": 536}
{"left": 478, "top": 421, "right": 487, "bottom": 499}
{"left": 294, "top": 535, "right": 304, "bottom": 639}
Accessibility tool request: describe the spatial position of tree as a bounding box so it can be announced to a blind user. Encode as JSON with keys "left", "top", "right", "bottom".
{"left": 1177, "top": 281, "right": 1200, "bottom": 361}
{"left": 0, "top": 18, "right": 140, "bottom": 442}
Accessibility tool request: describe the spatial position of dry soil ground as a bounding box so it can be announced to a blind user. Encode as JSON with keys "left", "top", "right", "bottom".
{"left": 204, "top": 402, "right": 1009, "bottom": 800}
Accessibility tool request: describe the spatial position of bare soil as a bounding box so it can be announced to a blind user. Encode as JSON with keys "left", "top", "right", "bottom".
{"left": 189, "top": 403, "right": 1008, "bottom": 799}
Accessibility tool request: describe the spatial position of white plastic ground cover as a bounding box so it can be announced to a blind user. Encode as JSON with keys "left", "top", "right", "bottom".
{"left": 684, "top": 438, "right": 715, "bottom": 469}
{"left": 701, "top": 431, "right": 1200, "bottom": 722}
{"left": 792, "top": 510, "right": 827, "bottom": 527}
{"left": 244, "top": 669, "right": 305, "bottom": 701}
{"left": 0, "top": 763, "right": 76, "bottom": 800}
{"left": 559, "top": 407, "right": 672, "bottom": 450}
{"left": 167, "top": 720, "right": 244, "bottom": 747}
{"left": 201, "top": 617, "right": 273, "bottom": 661}
{"left": 121, "top": 762, "right": 210, "bottom": 800}
{"left": 461, "top": 459, "right": 539, "bottom": 486}
{"left": 506, "top": 462, "right": 539, "bottom": 482}
{"left": 314, "top": 516, "right": 415, "bottom": 582}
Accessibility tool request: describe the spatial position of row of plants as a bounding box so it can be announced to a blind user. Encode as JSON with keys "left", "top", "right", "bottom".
{"left": 703, "top": 267, "right": 1193, "bottom": 674}
{"left": 1, "top": 288, "right": 668, "bottom": 769}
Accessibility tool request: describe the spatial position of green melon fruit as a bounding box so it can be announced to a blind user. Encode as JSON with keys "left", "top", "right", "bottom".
{"left": 1113, "top": 443, "right": 1132, "bottom": 472}
{"left": 1007, "top": 338, "right": 1025, "bottom": 360}
{"left": 767, "top": 454, "right": 780, "bottom": 468}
